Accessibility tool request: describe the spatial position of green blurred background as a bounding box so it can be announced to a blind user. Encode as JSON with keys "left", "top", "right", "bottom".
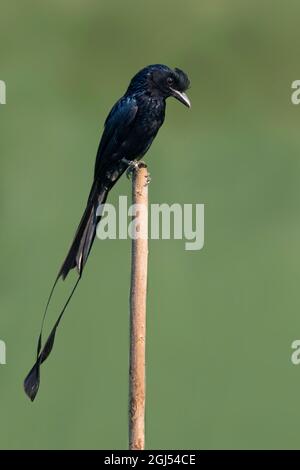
{"left": 1, "top": 0, "right": 300, "bottom": 450}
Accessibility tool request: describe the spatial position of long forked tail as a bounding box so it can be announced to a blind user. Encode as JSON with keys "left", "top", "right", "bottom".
{"left": 24, "top": 181, "right": 109, "bottom": 401}
{"left": 59, "top": 181, "right": 108, "bottom": 280}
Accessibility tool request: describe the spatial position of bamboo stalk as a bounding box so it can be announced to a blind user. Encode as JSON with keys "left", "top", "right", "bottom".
{"left": 129, "top": 164, "right": 149, "bottom": 450}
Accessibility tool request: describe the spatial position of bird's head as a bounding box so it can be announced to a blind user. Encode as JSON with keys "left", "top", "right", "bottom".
{"left": 127, "top": 64, "right": 191, "bottom": 108}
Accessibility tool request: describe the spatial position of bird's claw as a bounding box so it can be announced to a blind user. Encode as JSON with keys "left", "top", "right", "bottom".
{"left": 145, "top": 173, "right": 151, "bottom": 185}
{"left": 126, "top": 162, "right": 138, "bottom": 180}
{"left": 122, "top": 159, "right": 148, "bottom": 180}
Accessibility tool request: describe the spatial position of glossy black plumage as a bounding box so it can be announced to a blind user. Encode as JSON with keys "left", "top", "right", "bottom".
{"left": 24, "top": 64, "right": 191, "bottom": 401}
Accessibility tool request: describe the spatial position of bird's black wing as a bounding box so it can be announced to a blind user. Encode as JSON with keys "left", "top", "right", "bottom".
{"left": 94, "top": 95, "right": 138, "bottom": 178}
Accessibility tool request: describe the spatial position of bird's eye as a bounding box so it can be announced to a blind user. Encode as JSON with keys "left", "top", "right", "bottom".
{"left": 167, "top": 77, "right": 174, "bottom": 86}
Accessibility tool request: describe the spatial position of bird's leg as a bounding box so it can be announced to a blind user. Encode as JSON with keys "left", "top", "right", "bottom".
{"left": 125, "top": 160, "right": 139, "bottom": 179}
{"left": 122, "top": 158, "right": 148, "bottom": 180}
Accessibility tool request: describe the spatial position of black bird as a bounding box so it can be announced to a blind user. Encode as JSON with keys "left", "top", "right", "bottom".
{"left": 24, "top": 64, "right": 191, "bottom": 401}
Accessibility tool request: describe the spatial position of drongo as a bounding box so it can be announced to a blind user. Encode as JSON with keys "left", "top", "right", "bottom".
{"left": 24, "top": 64, "right": 191, "bottom": 400}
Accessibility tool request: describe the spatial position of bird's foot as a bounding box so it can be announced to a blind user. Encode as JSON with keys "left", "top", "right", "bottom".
{"left": 145, "top": 173, "right": 151, "bottom": 185}
{"left": 126, "top": 162, "right": 139, "bottom": 180}
{"left": 122, "top": 159, "right": 148, "bottom": 179}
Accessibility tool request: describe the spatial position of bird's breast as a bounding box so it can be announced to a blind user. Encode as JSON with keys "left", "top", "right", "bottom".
{"left": 138, "top": 96, "right": 165, "bottom": 134}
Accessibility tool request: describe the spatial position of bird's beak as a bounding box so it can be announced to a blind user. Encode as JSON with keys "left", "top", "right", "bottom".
{"left": 170, "top": 88, "right": 191, "bottom": 108}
